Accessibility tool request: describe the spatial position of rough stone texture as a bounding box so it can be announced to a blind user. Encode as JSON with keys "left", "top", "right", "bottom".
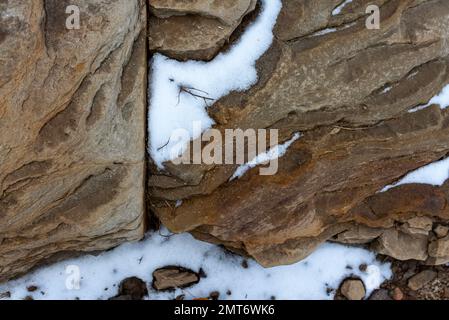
{"left": 408, "top": 270, "right": 438, "bottom": 291}
{"left": 340, "top": 279, "right": 366, "bottom": 300}
{"left": 0, "top": 0, "right": 147, "bottom": 281}
{"left": 152, "top": 266, "right": 200, "bottom": 291}
{"left": 434, "top": 225, "right": 449, "bottom": 238}
{"left": 149, "top": 0, "right": 449, "bottom": 267}
{"left": 427, "top": 235, "right": 449, "bottom": 264}
{"left": 148, "top": 0, "right": 257, "bottom": 60}
{"left": 373, "top": 229, "right": 429, "bottom": 261}
{"left": 115, "top": 277, "right": 148, "bottom": 300}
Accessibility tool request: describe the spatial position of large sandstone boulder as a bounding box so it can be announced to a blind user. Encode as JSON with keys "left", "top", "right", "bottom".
{"left": 0, "top": 0, "right": 147, "bottom": 281}
{"left": 149, "top": 0, "right": 449, "bottom": 266}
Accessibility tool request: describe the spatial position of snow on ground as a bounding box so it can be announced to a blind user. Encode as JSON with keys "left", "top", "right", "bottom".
{"left": 409, "top": 84, "right": 449, "bottom": 112}
{"left": 230, "top": 132, "right": 301, "bottom": 180}
{"left": 381, "top": 157, "right": 449, "bottom": 192}
{"left": 332, "top": 0, "right": 353, "bottom": 16}
{"left": 148, "top": 0, "right": 282, "bottom": 168}
{"left": 0, "top": 229, "right": 391, "bottom": 300}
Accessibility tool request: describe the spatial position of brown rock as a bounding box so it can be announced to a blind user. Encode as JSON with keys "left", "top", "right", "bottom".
{"left": 0, "top": 0, "right": 147, "bottom": 281}
{"left": 209, "top": 291, "right": 220, "bottom": 300}
{"left": 340, "top": 279, "right": 366, "bottom": 300}
{"left": 408, "top": 270, "right": 438, "bottom": 291}
{"left": 392, "top": 287, "right": 404, "bottom": 301}
{"left": 434, "top": 225, "right": 449, "bottom": 238}
{"left": 152, "top": 267, "right": 200, "bottom": 291}
{"left": 117, "top": 277, "right": 148, "bottom": 300}
{"left": 149, "top": 0, "right": 449, "bottom": 267}
{"left": 27, "top": 286, "right": 38, "bottom": 293}
{"left": 400, "top": 216, "right": 433, "bottom": 236}
{"left": 149, "top": 0, "right": 256, "bottom": 60}
{"left": 369, "top": 289, "right": 392, "bottom": 301}
{"left": 149, "top": 0, "right": 256, "bottom": 25}
{"left": 427, "top": 235, "right": 449, "bottom": 264}
{"left": 334, "top": 226, "right": 383, "bottom": 244}
{"left": 428, "top": 235, "right": 449, "bottom": 257}
{"left": 373, "top": 229, "right": 429, "bottom": 261}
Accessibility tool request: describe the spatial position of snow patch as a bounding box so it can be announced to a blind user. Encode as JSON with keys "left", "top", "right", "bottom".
{"left": 312, "top": 28, "right": 337, "bottom": 37}
{"left": 381, "top": 157, "right": 449, "bottom": 192}
{"left": 0, "top": 229, "right": 391, "bottom": 300}
{"left": 409, "top": 84, "right": 449, "bottom": 113}
{"left": 230, "top": 132, "right": 301, "bottom": 181}
{"left": 332, "top": 0, "right": 353, "bottom": 16}
{"left": 148, "top": 0, "right": 283, "bottom": 168}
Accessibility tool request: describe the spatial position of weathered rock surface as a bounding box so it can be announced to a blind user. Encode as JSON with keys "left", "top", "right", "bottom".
{"left": 149, "top": 0, "right": 449, "bottom": 267}
{"left": 114, "top": 277, "right": 148, "bottom": 300}
{"left": 148, "top": 0, "right": 257, "bottom": 60}
{"left": 408, "top": 270, "right": 437, "bottom": 291}
{"left": 0, "top": 0, "right": 147, "bottom": 281}
{"left": 152, "top": 266, "right": 200, "bottom": 291}
{"left": 340, "top": 279, "right": 366, "bottom": 300}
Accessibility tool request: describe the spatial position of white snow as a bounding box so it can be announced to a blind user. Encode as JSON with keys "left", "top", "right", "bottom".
{"left": 0, "top": 229, "right": 391, "bottom": 300}
{"left": 148, "top": 0, "right": 283, "bottom": 168}
{"left": 409, "top": 84, "right": 449, "bottom": 112}
{"left": 332, "top": 0, "right": 353, "bottom": 16}
{"left": 381, "top": 157, "right": 449, "bottom": 192}
{"left": 425, "top": 84, "right": 449, "bottom": 109}
{"left": 230, "top": 132, "right": 301, "bottom": 180}
{"left": 312, "top": 28, "right": 337, "bottom": 37}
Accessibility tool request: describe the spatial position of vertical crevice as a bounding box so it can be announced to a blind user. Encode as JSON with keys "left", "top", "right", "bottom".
{"left": 144, "top": 0, "right": 160, "bottom": 232}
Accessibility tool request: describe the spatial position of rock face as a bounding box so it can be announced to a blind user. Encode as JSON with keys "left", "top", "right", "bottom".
{"left": 148, "top": 0, "right": 257, "bottom": 60}
{"left": 0, "top": 0, "right": 147, "bottom": 281}
{"left": 149, "top": 0, "right": 449, "bottom": 267}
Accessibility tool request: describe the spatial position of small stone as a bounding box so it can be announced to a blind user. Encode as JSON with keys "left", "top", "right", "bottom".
{"left": 340, "top": 279, "right": 366, "bottom": 300}
{"left": 407, "top": 270, "right": 437, "bottom": 291}
{"left": 153, "top": 266, "right": 200, "bottom": 291}
{"left": 0, "top": 291, "right": 11, "bottom": 299}
{"left": 369, "top": 289, "right": 392, "bottom": 300}
{"left": 175, "top": 294, "right": 185, "bottom": 300}
{"left": 27, "top": 285, "right": 38, "bottom": 292}
{"left": 117, "top": 277, "right": 148, "bottom": 300}
{"left": 23, "top": 296, "right": 34, "bottom": 300}
{"left": 428, "top": 235, "right": 449, "bottom": 258}
{"left": 359, "top": 264, "right": 367, "bottom": 272}
{"left": 226, "top": 290, "right": 232, "bottom": 296}
{"left": 434, "top": 225, "right": 449, "bottom": 238}
{"left": 391, "top": 287, "right": 404, "bottom": 301}
{"left": 209, "top": 291, "right": 220, "bottom": 300}
{"left": 241, "top": 260, "right": 249, "bottom": 269}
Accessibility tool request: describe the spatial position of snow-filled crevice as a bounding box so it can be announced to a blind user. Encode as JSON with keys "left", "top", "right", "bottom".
{"left": 148, "top": 0, "right": 283, "bottom": 168}
{"left": 409, "top": 83, "right": 449, "bottom": 113}
{"left": 332, "top": 0, "right": 353, "bottom": 16}
{"left": 0, "top": 228, "right": 391, "bottom": 300}
{"left": 230, "top": 132, "right": 301, "bottom": 181}
{"left": 381, "top": 156, "right": 449, "bottom": 192}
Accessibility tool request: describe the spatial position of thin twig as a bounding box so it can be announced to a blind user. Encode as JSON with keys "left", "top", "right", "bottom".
{"left": 157, "top": 138, "right": 171, "bottom": 151}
